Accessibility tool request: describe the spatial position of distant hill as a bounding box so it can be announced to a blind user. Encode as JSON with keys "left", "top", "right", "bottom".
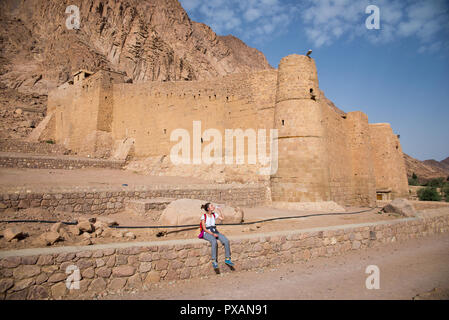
{"left": 404, "top": 153, "right": 449, "bottom": 183}
{"left": 439, "top": 156, "right": 449, "bottom": 168}
{"left": 423, "top": 159, "right": 449, "bottom": 172}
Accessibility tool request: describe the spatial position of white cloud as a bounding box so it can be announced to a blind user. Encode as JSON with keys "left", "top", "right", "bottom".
{"left": 180, "top": 0, "right": 449, "bottom": 54}
{"left": 179, "top": 0, "right": 300, "bottom": 42}
{"left": 301, "top": 0, "right": 449, "bottom": 53}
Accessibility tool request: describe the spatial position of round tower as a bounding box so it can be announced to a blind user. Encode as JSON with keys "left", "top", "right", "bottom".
{"left": 271, "top": 54, "right": 331, "bottom": 202}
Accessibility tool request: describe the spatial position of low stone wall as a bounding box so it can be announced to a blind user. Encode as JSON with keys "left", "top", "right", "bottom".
{"left": 1, "top": 211, "right": 448, "bottom": 300}
{"left": 0, "top": 153, "right": 125, "bottom": 170}
{"left": 0, "top": 184, "right": 268, "bottom": 214}
{"left": 0, "top": 140, "right": 68, "bottom": 155}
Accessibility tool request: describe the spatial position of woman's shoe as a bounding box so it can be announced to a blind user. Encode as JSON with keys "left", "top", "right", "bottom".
{"left": 212, "top": 261, "right": 219, "bottom": 269}
{"left": 224, "top": 258, "right": 234, "bottom": 267}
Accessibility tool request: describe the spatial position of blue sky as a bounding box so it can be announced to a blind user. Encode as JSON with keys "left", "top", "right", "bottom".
{"left": 179, "top": 0, "right": 449, "bottom": 161}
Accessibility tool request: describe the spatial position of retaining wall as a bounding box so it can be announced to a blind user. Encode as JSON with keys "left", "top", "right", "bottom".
{"left": 0, "top": 184, "right": 268, "bottom": 214}
{"left": 0, "top": 140, "right": 68, "bottom": 155}
{"left": 0, "top": 153, "right": 124, "bottom": 170}
{"left": 0, "top": 211, "right": 448, "bottom": 299}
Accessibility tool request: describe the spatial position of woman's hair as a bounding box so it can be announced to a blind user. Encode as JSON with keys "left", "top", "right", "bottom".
{"left": 201, "top": 202, "right": 211, "bottom": 212}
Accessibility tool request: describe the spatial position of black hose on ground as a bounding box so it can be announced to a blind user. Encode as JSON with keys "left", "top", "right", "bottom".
{"left": 0, "top": 207, "right": 380, "bottom": 229}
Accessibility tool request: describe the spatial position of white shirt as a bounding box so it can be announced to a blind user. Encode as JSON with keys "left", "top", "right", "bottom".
{"left": 201, "top": 212, "right": 220, "bottom": 227}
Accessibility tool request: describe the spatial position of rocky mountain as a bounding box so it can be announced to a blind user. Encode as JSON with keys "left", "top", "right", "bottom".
{"left": 423, "top": 158, "right": 449, "bottom": 172}
{"left": 404, "top": 153, "right": 449, "bottom": 182}
{"left": 0, "top": 0, "right": 272, "bottom": 140}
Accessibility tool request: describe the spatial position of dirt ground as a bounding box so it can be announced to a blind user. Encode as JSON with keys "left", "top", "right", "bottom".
{"left": 0, "top": 167, "right": 212, "bottom": 190}
{"left": 102, "top": 232, "right": 449, "bottom": 300}
{"left": 2, "top": 197, "right": 449, "bottom": 251}
{"left": 0, "top": 205, "right": 400, "bottom": 250}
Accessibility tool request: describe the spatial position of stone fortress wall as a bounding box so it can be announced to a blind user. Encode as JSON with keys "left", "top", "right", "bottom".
{"left": 39, "top": 54, "right": 409, "bottom": 207}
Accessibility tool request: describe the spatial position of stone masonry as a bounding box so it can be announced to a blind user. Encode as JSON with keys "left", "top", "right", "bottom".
{"left": 0, "top": 210, "right": 448, "bottom": 299}
{"left": 0, "top": 153, "right": 124, "bottom": 170}
{"left": 0, "top": 184, "right": 268, "bottom": 214}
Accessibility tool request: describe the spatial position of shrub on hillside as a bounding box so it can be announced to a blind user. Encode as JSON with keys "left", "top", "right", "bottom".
{"left": 417, "top": 187, "right": 441, "bottom": 201}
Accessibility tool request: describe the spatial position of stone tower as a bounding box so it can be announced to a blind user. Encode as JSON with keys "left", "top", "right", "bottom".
{"left": 271, "top": 54, "right": 331, "bottom": 202}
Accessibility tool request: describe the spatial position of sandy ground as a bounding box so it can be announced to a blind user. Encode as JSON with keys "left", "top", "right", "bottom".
{"left": 102, "top": 232, "right": 449, "bottom": 300}
{"left": 0, "top": 168, "right": 212, "bottom": 190}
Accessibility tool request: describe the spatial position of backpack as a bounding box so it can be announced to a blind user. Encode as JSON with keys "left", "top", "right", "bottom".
{"left": 198, "top": 213, "right": 215, "bottom": 239}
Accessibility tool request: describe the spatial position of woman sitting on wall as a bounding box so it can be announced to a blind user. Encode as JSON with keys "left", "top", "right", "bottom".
{"left": 200, "top": 202, "right": 234, "bottom": 269}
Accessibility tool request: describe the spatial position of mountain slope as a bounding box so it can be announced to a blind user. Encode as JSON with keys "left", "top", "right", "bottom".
{"left": 0, "top": 0, "right": 272, "bottom": 140}
{"left": 404, "top": 153, "right": 449, "bottom": 182}
{"left": 0, "top": 0, "right": 272, "bottom": 93}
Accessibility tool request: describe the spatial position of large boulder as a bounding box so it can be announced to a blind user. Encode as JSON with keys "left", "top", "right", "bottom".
{"left": 381, "top": 198, "right": 417, "bottom": 217}
{"left": 158, "top": 199, "right": 244, "bottom": 226}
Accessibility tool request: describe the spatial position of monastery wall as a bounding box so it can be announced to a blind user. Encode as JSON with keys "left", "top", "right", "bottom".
{"left": 345, "top": 112, "right": 377, "bottom": 207}
{"left": 111, "top": 70, "right": 278, "bottom": 160}
{"left": 369, "top": 123, "right": 409, "bottom": 199}
{"left": 41, "top": 54, "right": 409, "bottom": 207}
{"left": 47, "top": 71, "right": 125, "bottom": 153}
{"left": 321, "top": 101, "right": 354, "bottom": 205}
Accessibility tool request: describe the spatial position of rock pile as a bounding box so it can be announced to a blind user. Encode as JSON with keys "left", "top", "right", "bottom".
{"left": 2, "top": 216, "right": 122, "bottom": 247}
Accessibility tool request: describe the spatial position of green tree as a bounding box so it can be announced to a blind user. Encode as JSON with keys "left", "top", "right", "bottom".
{"left": 442, "top": 184, "right": 449, "bottom": 202}
{"left": 417, "top": 187, "right": 442, "bottom": 201}
{"left": 408, "top": 172, "right": 419, "bottom": 186}
{"left": 427, "top": 177, "right": 445, "bottom": 188}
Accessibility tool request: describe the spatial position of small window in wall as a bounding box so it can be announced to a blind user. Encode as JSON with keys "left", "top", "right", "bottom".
{"left": 164, "top": 129, "right": 167, "bottom": 134}
{"left": 281, "top": 120, "right": 285, "bottom": 126}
